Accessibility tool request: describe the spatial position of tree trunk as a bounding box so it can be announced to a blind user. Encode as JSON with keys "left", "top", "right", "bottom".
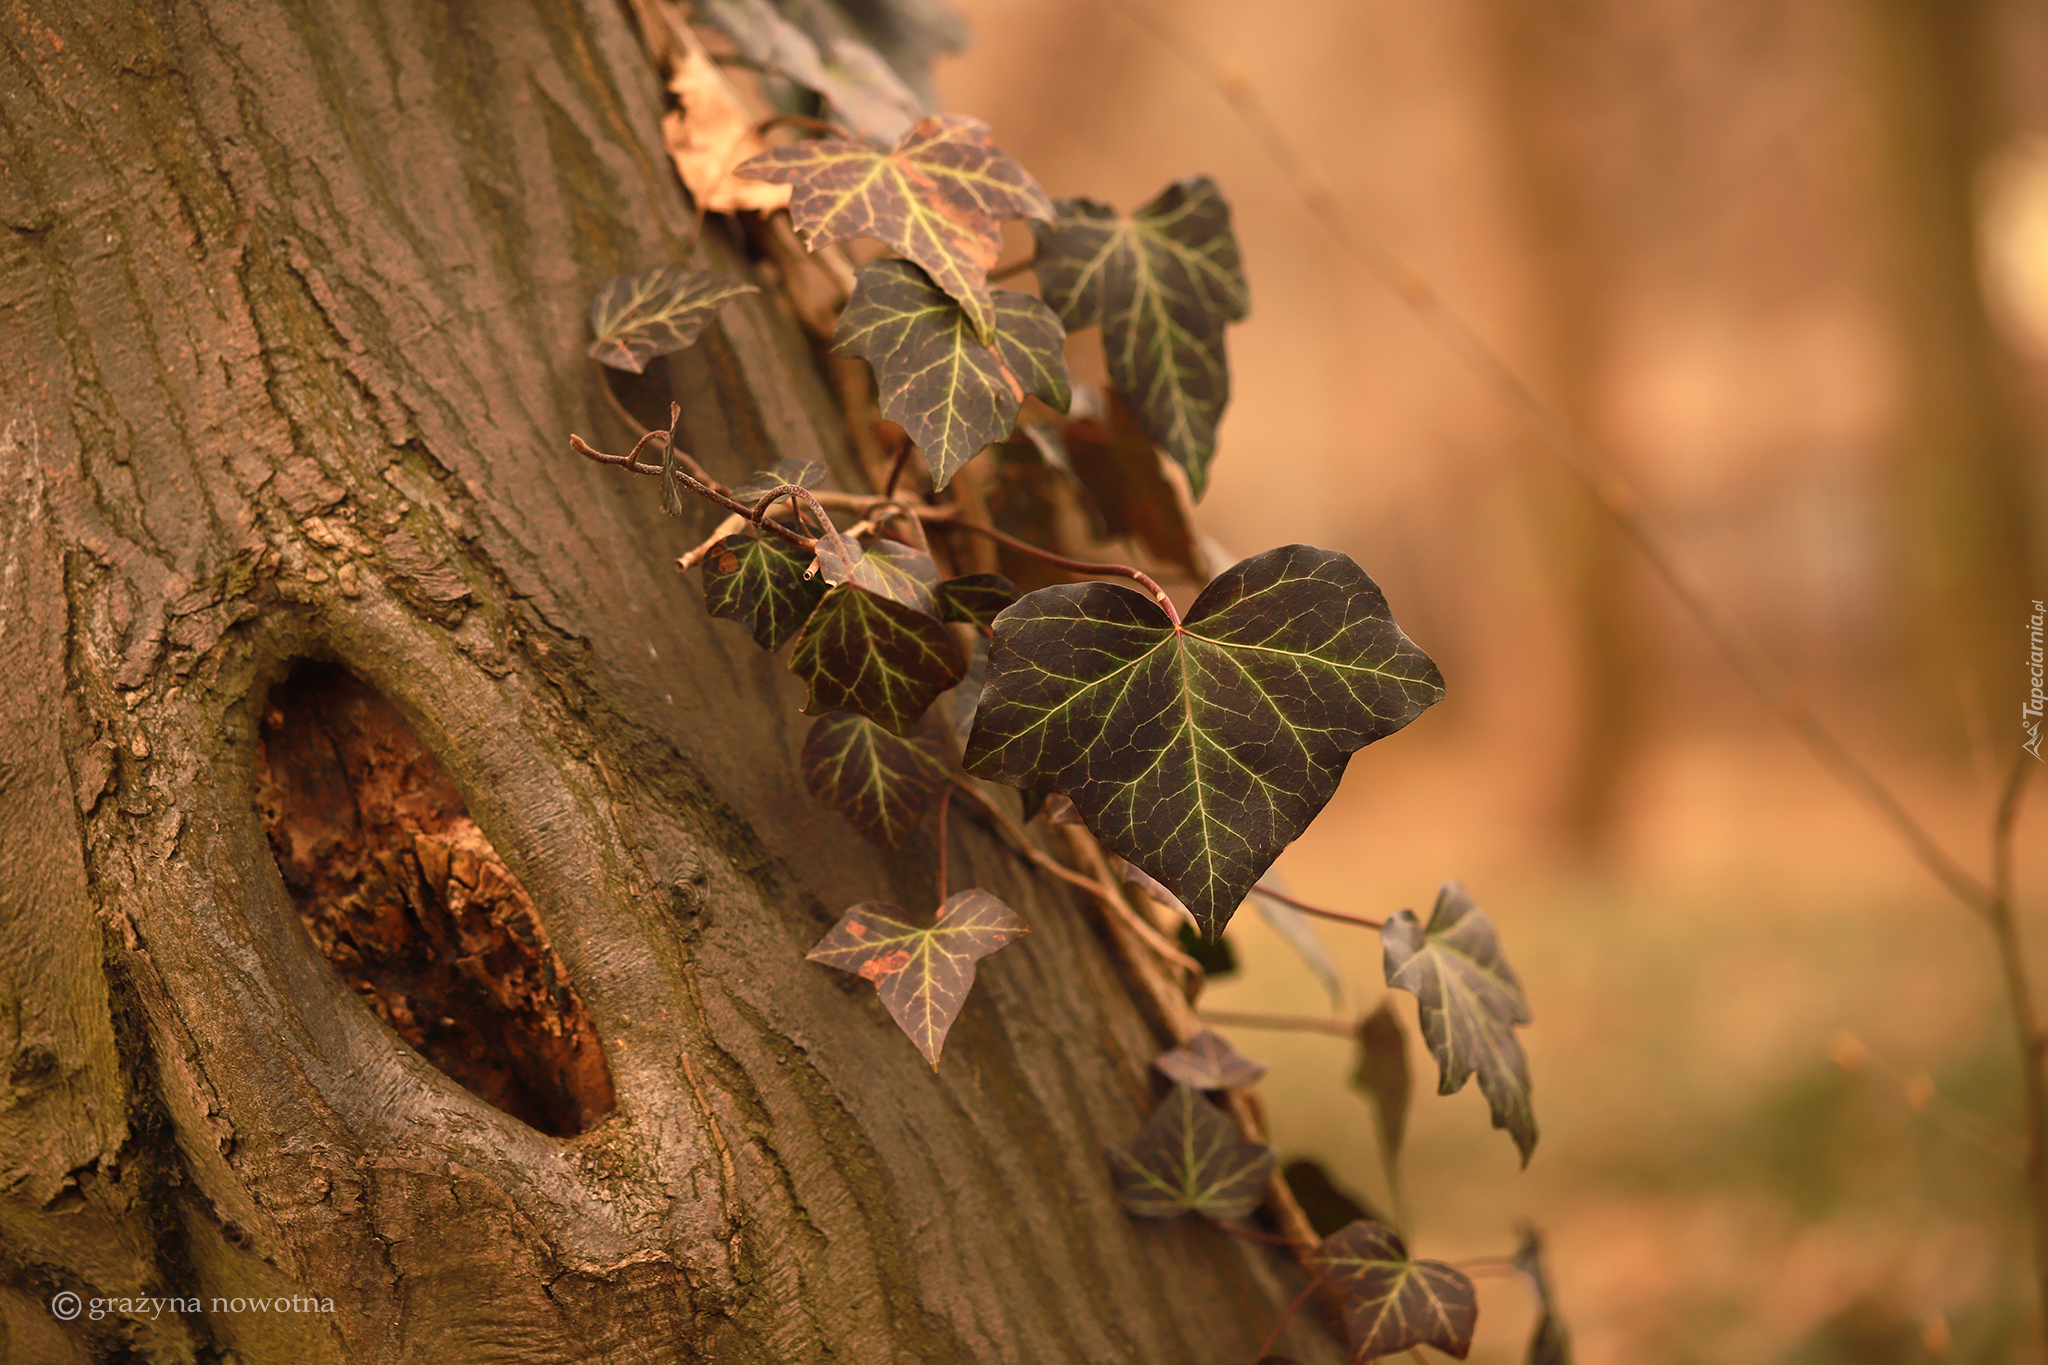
{"left": 0, "top": 3, "right": 1339, "bottom": 1361}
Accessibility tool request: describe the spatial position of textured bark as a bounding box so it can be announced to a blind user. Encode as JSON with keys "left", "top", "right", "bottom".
{"left": 0, "top": 2, "right": 1343, "bottom": 1361}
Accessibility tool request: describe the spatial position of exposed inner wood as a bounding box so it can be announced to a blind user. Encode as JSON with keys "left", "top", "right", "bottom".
{"left": 255, "top": 662, "right": 615, "bottom": 1138}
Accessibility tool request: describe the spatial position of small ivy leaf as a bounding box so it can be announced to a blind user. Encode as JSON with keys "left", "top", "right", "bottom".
{"left": 789, "top": 584, "right": 965, "bottom": 734}
{"left": 801, "top": 712, "right": 953, "bottom": 848}
{"left": 1031, "top": 178, "right": 1249, "bottom": 496}
{"left": 1063, "top": 390, "right": 1205, "bottom": 577}
{"left": 701, "top": 533, "right": 828, "bottom": 652}
{"left": 1310, "top": 1219, "right": 1479, "bottom": 1361}
{"left": 587, "top": 265, "right": 759, "bottom": 373}
{"left": 1107, "top": 1083, "right": 1276, "bottom": 1221}
{"left": 963, "top": 545, "right": 1444, "bottom": 936}
{"left": 936, "top": 573, "right": 1020, "bottom": 628}
{"left": 737, "top": 115, "right": 1056, "bottom": 341}
{"left": 815, "top": 537, "right": 944, "bottom": 615}
{"left": 1154, "top": 1029, "right": 1267, "bottom": 1090}
{"left": 730, "top": 459, "right": 828, "bottom": 502}
{"left": 1514, "top": 1227, "right": 1573, "bottom": 1365}
{"left": 1281, "top": 1158, "right": 1388, "bottom": 1238}
{"left": 1351, "top": 998, "right": 1413, "bottom": 1180}
{"left": 1382, "top": 882, "right": 1537, "bottom": 1164}
{"left": 691, "top": 0, "right": 921, "bottom": 145}
{"left": 834, "top": 261, "right": 1070, "bottom": 490}
{"left": 806, "top": 889, "right": 1028, "bottom": 1067}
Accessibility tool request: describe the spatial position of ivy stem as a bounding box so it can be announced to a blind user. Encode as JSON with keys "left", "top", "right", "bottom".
{"left": 1216, "top": 1224, "right": 1296, "bottom": 1246}
{"left": 882, "top": 440, "right": 916, "bottom": 499}
{"left": 938, "top": 519, "right": 1181, "bottom": 625}
{"left": 1256, "top": 1273, "right": 1325, "bottom": 1360}
{"left": 935, "top": 784, "right": 955, "bottom": 901}
{"left": 952, "top": 781, "right": 1207, "bottom": 982}
{"left": 571, "top": 419, "right": 820, "bottom": 554}
{"left": 1253, "top": 883, "right": 1384, "bottom": 931}
{"left": 1199, "top": 1010, "right": 1354, "bottom": 1038}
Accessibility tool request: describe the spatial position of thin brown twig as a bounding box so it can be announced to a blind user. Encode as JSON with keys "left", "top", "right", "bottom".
{"left": 1986, "top": 752, "right": 2045, "bottom": 1317}
{"left": 571, "top": 426, "right": 816, "bottom": 552}
{"left": 1200, "top": 1010, "right": 1356, "bottom": 1039}
{"left": 940, "top": 518, "right": 1181, "bottom": 625}
{"left": 1257, "top": 1274, "right": 1325, "bottom": 1361}
{"left": 1253, "top": 883, "right": 1384, "bottom": 931}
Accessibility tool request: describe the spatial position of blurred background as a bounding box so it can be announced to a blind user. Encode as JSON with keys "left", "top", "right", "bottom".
{"left": 935, "top": 2, "right": 2048, "bottom": 1361}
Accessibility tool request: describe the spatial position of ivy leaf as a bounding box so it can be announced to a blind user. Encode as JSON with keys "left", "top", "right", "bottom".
{"left": 1309, "top": 1219, "right": 1478, "bottom": 1361}
{"left": 1031, "top": 178, "right": 1249, "bottom": 496}
{"left": 737, "top": 115, "right": 1055, "bottom": 341}
{"left": 1154, "top": 1029, "right": 1267, "bottom": 1091}
{"left": 834, "top": 261, "right": 1070, "bottom": 489}
{"left": 1351, "top": 998, "right": 1413, "bottom": 1180}
{"left": 963, "top": 544, "right": 1444, "bottom": 936}
{"left": 587, "top": 265, "right": 759, "bottom": 373}
{"left": 693, "top": 0, "right": 923, "bottom": 145}
{"left": 815, "top": 537, "right": 944, "bottom": 615}
{"left": 806, "top": 889, "right": 1028, "bottom": 1067}
{"left": 660, "top": 37, "right": 790, "bottom": 215}
{"left": 1515, "top": 1227, "right": 1573, "bottom": 1365}
{"left": 1107, "top": 1083, "right": 1276, "bottom": 1221}
{"left": 1062, "top": 390, "right": 1205, "bottom": 577}
{"left": 936, "top": 573, "right": 1020, "bottom": 628}
{"left": 790, "top": 584, "right": 965, "bottom": 734}
{"left": 1382, "top": 882, "right": 1537, "bottom": 1164}
{"left": 701, "top": 532, "right": 828, "bottom": 652}
{"left": 730, "top": 459, "right": 828, "bottom": 501}
{"left": 801, "top": 711, "right": 953, "bottom": 847}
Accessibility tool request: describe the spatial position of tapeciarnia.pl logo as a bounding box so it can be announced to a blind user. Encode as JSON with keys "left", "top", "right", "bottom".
{"left": 2026, "top": 599, "right": 2044, "bottom": 761}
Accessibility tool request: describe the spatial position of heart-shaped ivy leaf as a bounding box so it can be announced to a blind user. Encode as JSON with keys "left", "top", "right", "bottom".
{"left": 587, "top": 265, "right": 759, "bottom": 373}
{"left": 737, "top": 115, "right": 1054, "bottom": 341}
{"left": 1382, "top": 882, "right": 1536, "bottom": 1164}
{"left": 1351, "top": 998, "right": 1413, "bottom": 1179}
{"left": 1031, "top": 178, "right": 1248, "bottom": 495}
{"left": 1154, "top": 1029, "right": 1268, "bottom": 1091}
{"left": 963, "top": 544, "right": 1444, "bottom": 936}
{"left": 1310, "top": 1219, "right": 1478, "bottom": 1361}
{"left": 701, "top": 532, "right": 828, "bottom": 652}
{"left": 936, "top": 573, "right": 1020, "bottom": 627}
{"left": 834, "top": 261, "right": 1070, "bottom": 489}
{"left": 1108, "top": 1083, "right": 1276, "bottom": 1221}
{"left": 1514, "top": 1227, "right": 1572, "bottom": 1365}
{"left": 790, "top": 584, "right": 965, "bottom": 734}
{"left": 801, "top": 711, "right": 953, "bottom": 848}
{"left": 806, "top": 888, "right": 1028, "bottom": 1067}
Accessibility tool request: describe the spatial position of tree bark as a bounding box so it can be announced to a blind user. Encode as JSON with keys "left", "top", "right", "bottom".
{"left": 0, "top": 3, "right": 1341, "bottom": 1361}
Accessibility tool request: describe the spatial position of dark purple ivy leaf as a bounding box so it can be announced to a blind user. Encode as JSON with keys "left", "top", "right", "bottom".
{"left": 801, "top": 711, "right": 953, "bottom": 848}
{"left": 806, "top": 888, "right": 1028, "bottom": 1067}
{"left": 587, "top": 265, "right": 758, "bottom": 373}
{"left": 1031, "top": 178, "right": 1248, "bottom": 496}
{"left": 1309, "top": 1219, "right": 1478, "bottom": 1361}
{"left": 1107, "top": 1083, "right": 1276, "bottom": 1221}
{"left": 700, "top": 532, "right": 828, "bottom": 652}
{"left": 1153, "top": 1028, "right": 1267, "bottom": 1090}
{"left": 834, "top": 260, "right": 1069, "bottom": 490}
{"left": 1352, "top": 998, "right": 1413, "bottom": 1177}
{"left": 789, "top": 583, "right": 965, "bottom": 735}
{"left": 1382, "top": 881, "right": 1536, "bottom": 1165}
{"left": 964, "top": 544, "right": 1444, "bottom": 936}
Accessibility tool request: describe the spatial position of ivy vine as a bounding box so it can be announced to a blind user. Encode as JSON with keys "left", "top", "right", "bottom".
{"left": 569, "top": 10, "right": 1567, "bottom": 1357}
